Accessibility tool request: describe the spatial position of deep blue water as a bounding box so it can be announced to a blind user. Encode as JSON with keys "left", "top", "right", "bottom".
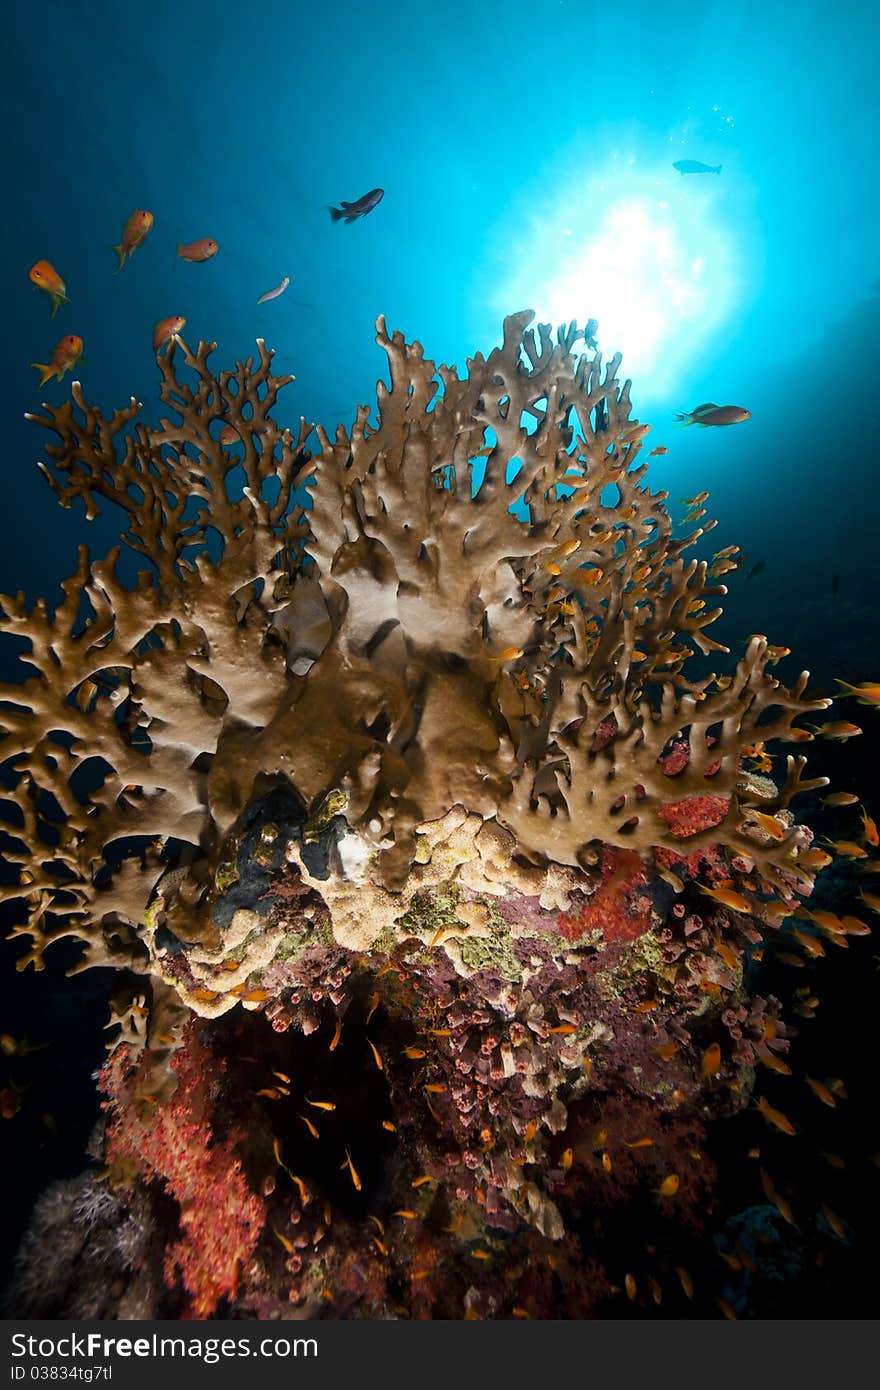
{"left": 1, "top": 0, "right": 879, "bottom": 1318}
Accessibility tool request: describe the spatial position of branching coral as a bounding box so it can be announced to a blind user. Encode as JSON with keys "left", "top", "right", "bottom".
{"left": 0, "top": 313, "right": 830, "bottom": 1014}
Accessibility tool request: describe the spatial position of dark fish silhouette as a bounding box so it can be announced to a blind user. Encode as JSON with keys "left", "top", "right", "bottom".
{"left": 673, "top": 160, "right": 722, "bottom": 175}
{"left": 674, "top": 403, "right": 750, "bottom": 427}
{"left": 329, "top": 188, "right": 384, "bottom": 223}
{"left": 746, "top": 561, "right": 765, "bottom": 580}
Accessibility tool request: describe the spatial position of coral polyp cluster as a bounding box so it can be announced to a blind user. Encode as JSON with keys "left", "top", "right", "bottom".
{"left": 1, "top": 314, "right": 841, "bottom": 1317}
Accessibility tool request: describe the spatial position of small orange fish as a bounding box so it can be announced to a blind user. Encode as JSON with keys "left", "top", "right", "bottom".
{"left": 404, "top": 1047, "right": 426, "bottom": 1060}
{"left": 471, "top": 1248, "right": 492, "bottom": 1261}
{"left": 523, "top": 1119, "right": 538, "bottom": 1143}
{"left": 699, "top": 884, "right": 752, "bottom": 912}
{"left": 547, "top": 1022, "right": 578, "bottom": 1033}
{"left": 366, "top": 991, "right": 380, "bottom": 1024}
{"left": 113, "top": 209, "right": 153, "bottom": 271}
{"left": 657, "top": 1174, "right": 680, "bottom": 1197}
{"left": 494, "top": 645, "right": 525, "bottom": 662}
{"left": 28, "top": 259, "right": 69, "bottom": 315}
{"left": 834, "top": 679, "right": 880, "bottom": 706}
{"left": 676, "top": 1267, "right": 694, "bottom": 1300}
{"left": 273, "top": 1226, "right": 295, "bottom": 1254}
{"left": 625, "top": 1273, "right": 637, "bottom": 1300}
{"left": 820, "top": 791, "right": 860, "bottom": 806}
{"left": 273, "top": 1070, "right": 291, "bottom": 1084}
{"left": 716, "top": 1297, "right": 737, "bottom": 1320}
{"left": 757, "top": 1049, "right": 792, "bottom": 1076}
{"left": 341, "top": 1148, "right": 361, "bottom": 1191}
{"left": 424, "top": 1083, "right": 446, "bottom": 1094}
{"left": 306, "top": 1098, "right": 336, "bottom": 1111}
{"left": 757, "top": 1096, "right": 796, "bottom": 1135}
{"left": 716, "top": 942, "right": 738, "bottom": 971}
{"left": 807, "top": 721, "right": 862, "bottom": 740}
{"left": 619, "top": 421, "right": 651, "bottom": 445}
{"left": 368, "top": 1039, "right": 383, "bottom": 1070}
{"left": 329, "top": 1018, "right": 342, "bottom": 1051}
{"left": 561, "top": 1147, "right": 573, "bottom": 1171}
{"left": 373, "top": 1237, "right": 388, "bottom": 1256}
{"left": 393, "top": 1210, "right": 417, "bottom": 1220}
{"left": 382, "top": 1120, "right": 396, "bottom": 1132}
{"left": 177, "top": 237, "right": 219, "bottom": 263}
{"left": 219, "top": 423, "right": 240, "bottom": 446}
{"left": 760, "top": 1166, "right": 794, "bottom": 1224}
{"left": 30, "top": 333, "right": 83, "bottom": 386}
{"left": 428, "top": 1028, "right": 454, "bottom": 1037}
{"left": 624, "top": 1137, "right": 654, "bottom": 1149}
{"left": 820, "top": 1203, "right": 846, "bottom": 1240}
{"left": 632, "top": 1000, "right": 659, "bottom": 1013}
{"left": 601, "top": 1151, "right": 613, "bottom": 1173}
{"left": 805, "top": 1077, "right": 836, "bottom": 1108}
{"left": 648, "top": 445, "right": 668, "bottom": 456}
{"left": 191, "top": 988, "right": 219, "bottom": 1002}
{"left": 299, "top": 1114, "right": 320, "bottom": 1138}
{"left": 792, "top": 928, "right": 825, "bottom": 958}
{"left": 153, "top": 315, "right": 186, "bottom": 354}
{"left": 411, "top": 1175, "right": 434, "bottom": 1188}
{"left": 701, "top": 1043, "right": 722, "bottom": 1080}
{"left": 860, "top": 807, "right": 879, "bottom": 847}
{"left": 747, "top": 811, "right": 786, "bottom": 841}
{"left": 843, "top": 912, "right": 873, "bottom": 934}
{"left": 822, "top": 838, "right": 868, "bottom": 858}
{"left": 290, "top": 1174, "right": 310, "bottom": 1206}
{"left": 653, "top": 1042, "right": 679, "bottom": 1061}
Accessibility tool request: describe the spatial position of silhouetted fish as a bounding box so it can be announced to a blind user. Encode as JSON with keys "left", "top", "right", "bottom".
{"left": 747, "top": 561, "right": 765, "bottom": 580}
{"left": 329, "top": 188, "right": 384, "bottom": 223}
{"left": 673, "top": 160, "right": 722, "bottom": 175}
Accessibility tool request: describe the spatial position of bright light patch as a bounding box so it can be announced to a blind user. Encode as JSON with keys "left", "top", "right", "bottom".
{"left": 489, "top": 153, "right": 741, "bottom": 403}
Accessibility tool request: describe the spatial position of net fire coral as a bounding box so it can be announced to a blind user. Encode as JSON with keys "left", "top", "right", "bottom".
{"left": 0, "top": 312, "right": 829, "bottom": 1014}
{"left": 1, "top": 313, "right": 847, "bottom": 1319}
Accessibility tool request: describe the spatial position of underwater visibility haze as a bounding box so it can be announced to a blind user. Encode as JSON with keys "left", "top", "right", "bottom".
{"left": 0, "top": 0, "right": 878, "bottom": 1323}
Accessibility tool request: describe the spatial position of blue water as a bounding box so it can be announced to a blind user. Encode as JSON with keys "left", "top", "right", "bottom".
{"left": 1, "top": 0, "right": 878, "bottom": 689}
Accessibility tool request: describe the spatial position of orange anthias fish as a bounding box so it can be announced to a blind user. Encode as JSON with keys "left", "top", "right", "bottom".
{"left": 757, "top": 1096, "right": 796, "bottom": 1135}
{"left": 807, "top": 721, "right": 862, "bottom": 740}
{"left": 822, "top": 838, "right": 868, "bottom": 859}
{"left": 647, "top": 445, "right": 668, "bottom": 456}
{"left": 28, "top": 259, "right": 68, "bottom": 315}
{"left": 805, "top": 1077, "right": 837, "bottom": 1108}
{"left": 760, "top": 1167, "right": 794, "bottom": 1225}
{"left": 657, "top": 1174, "right": 680, "bottom": 1197}
{"left": 113, "top": 209, "right": 154, "bottom": 272}
{"left": 698, "top": 884, "right": 753, "bottom": 912}
{"left": 675, "top": 403, "right": 751, "bottom": 428}
{"left": 700, "top": 1043, "right": 722, "bottom": 1080}
{"left": 747, "top": 811, "right": 786, "bottom": 841}
{"left": 30, "top": 333, "right": 83, "bottom": 386}
{"left": 860, "top": 807, "right": 879, "bottom": 847}
{"left": 177, "top": 237, "right": 219, "bottom": 263}
{"left": 834, "top": 679, "right": 880, "bottom": 707}
{"left": 340, "top": 1148, "right": 361, "bottom": 1191}
{"left": 153, "top": 315, "right": 186, "bottom": 353}
{"left": 618, "top": 422, "right": 651, "bottom": 446}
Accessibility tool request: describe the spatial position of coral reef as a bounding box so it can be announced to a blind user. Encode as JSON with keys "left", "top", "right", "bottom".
{"left": 1, "top": 313, "right": 846, "bottom": 1318}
